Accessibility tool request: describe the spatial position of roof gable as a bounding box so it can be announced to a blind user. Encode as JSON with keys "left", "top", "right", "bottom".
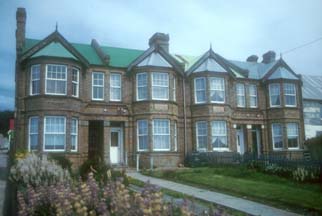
{"left": 31, "top": 42, "right": 77, "bottom": 60}
{"left": 194, "top": 57, "right": 226, "bottom": 73}
{"left": 137, "top": 52, "right": 171, "bottom": 67}
{"left": 268, "top": 66, "right": 299, "bottom": 80}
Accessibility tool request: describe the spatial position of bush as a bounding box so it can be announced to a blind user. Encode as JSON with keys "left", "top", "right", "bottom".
{"left": 292, "top": 167, "right": 320, "bottom": 182}
{"left": 263, "top": 163, "right": 293, "bottom": 178}
{"left": 48, "top": 154, "right": 72, "bottom": 172}
{"left": 305, "top": 135, "right": 322, "bottom": 161}
{"left": 10, "top": 153, "right": 71, "bottom": 188}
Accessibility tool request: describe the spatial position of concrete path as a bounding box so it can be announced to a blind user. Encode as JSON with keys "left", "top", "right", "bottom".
{"left": 0, "top": 153, "right": 8, "bottom": 216}
{"left": 127, "top": 171, "right": 299, "bottom": 216}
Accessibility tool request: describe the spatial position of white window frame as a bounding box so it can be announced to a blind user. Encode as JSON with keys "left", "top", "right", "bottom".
{"left": 151, "top": 72, "right": 169, "bottom": 100}
{"left": 194, "top": 77, "right": 207, "bottom": 104}
{"left": 287, "top": 123, "right": 299, "bottom": 149}
{"left": 248, "top": 84, "right": 258, "bottom": 108}
{"left": 269, "top": 83, "right": 281, "bottom": 107}
{"left": 92, "top": 72, "right": 104, "bottom": 101}
{"left": 110, "top": 73, "right": 122, "bottom": 101}
{"left": 71, "top": 118, "right": 78, "bottom": 152}
{"left": 284, "top": 83, "right": 297, "bottom": 107}
{"left": 236, "top": 83, "right": 246, "bottom": 107}
{"left": 196, "top": 121, "right": 208, "bottom": 151}
{"left": 28, "top": 116, "right": 39, "bottom": 151}
{"left": 71, "top": 67, "right": 79, "bottom": 97}
{"left": 136, "top": 72, "right": 148, "bottom": 101}
{"left": 153, "top": 119, "right": 170, "bottom": 151}
{"left": 45, "top": 64, "right": 67, "bottom": 95}
{"left": 272, "top": 123, "right": 283, "bottom": 150}
{"left": 43, "top": 116, "right": 66, "bottom": 152}
{"left": 209, "top": 77, "right": 225, "bottom": 103}
{"left": 30, "top": 65, "right": 40, "bottom": 96}
{"left": 137, "top": 120, "right": 149, "bottom": 151}
{"left": 174, "top": 121, "right": 177, "bottom": 151}
{"left": 173, "top": 77, "right": 176, "bottom": 102}
{"left": 211, "top": 121, "right": 229, "bottom": 151}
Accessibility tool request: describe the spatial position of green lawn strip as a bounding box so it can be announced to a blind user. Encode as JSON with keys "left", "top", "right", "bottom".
{"left": 128, "top": 176, "right": 247, "bottom": 216}
{"left": 143, "top": 167, "right": 322, "bottom": 214}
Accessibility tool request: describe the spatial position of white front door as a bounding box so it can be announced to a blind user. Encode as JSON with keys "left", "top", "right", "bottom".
{"left": 236, "top": 129, "right": 245, "bottom": 155}
{"left": 110, "top": 128, "right": 122, "bottom": 164}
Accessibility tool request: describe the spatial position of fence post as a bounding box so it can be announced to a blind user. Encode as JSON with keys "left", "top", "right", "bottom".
{"left": 136, "top": 154, "right": 140, "bottom": 172}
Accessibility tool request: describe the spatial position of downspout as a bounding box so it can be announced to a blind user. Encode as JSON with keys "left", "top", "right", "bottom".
{"left": 182, "top": 77, "right": 187, "bottom": 158}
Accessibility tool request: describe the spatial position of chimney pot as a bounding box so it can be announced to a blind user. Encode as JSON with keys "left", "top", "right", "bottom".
{"left": 262, "top": 51, "right": 276, "bottom": 64}
{"left": 246, "top": 55, "right": 258, "bottom": 62}
{"left": 149, "top": 32, "right": 169, "bottom": 52}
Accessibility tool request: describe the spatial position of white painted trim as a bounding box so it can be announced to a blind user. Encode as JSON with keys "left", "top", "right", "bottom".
{"left": 236, "top": 83, "right": 246, "bottom": 108}
{"left": 272, "top": 123, "right": 283, "bottom": 150}
{"left": 194, "top": 77, "right": 207, "bottom": 104}
{"left": 71, "top": 67, "right": 79, "bottom": 98}
{"left": 196, "top": 121, "right": 207, "bottom": 151}
{"left": 109, "top": 72, "right": 122, "bottom": 102}
{"left": 45, "top": 64, "right": 67, "bottom": 96}
{"left": 71, "top": 118, "right": 78, "bottom": 152}
{"left": 137, "top": 119, "right": 149, "bottom": 151}
{"left": 43, "top": 116, "right": 66, "bottom": 152}
{"left": 30, "top": 65, "right": 40, "bottom": 96}
{"left": 209, "top": 77, "right": 225, "bottom": 104}
{"left": 92, "top": 72, "right": 104, "bottom": 101}
{"left": 28, "top": 116, "right": 39, "bottom": 152}
{"left": 136, "top": 72, "right": 148, "bottom": 101}
{"left": 152, "top": 119, "right": 171, "bottom": 151}
{"left": 151, "top": 72, "right": 169, "bottom": 101}
{"left": 269, "top": 83, "right": 281, "bottom": 108}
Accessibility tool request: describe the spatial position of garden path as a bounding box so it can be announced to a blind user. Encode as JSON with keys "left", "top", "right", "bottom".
{"left": 127, "top": 170, "right": 299, "bottom": 216}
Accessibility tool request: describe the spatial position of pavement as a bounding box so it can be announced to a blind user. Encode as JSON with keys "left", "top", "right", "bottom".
{"left": 127, "top": 171, "right": 299, "bottom": 216}
{"left": 0, "top": 153, "right": 8, "bottom": 216}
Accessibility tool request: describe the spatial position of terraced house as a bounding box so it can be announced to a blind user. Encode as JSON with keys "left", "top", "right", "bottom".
{"left": 14, "top": 8, "right": 305, "bottom": 168}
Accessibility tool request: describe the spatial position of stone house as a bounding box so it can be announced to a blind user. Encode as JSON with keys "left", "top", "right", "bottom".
{"left": 14, "top": 8, "right": 305, "bottom": 167}
{"left": 302, "top": 75, "right": 322, "bottom": 139}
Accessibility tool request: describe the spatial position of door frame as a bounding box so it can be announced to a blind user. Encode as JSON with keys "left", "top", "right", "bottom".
{"left": 109, "top": 127, "right": 123, "bottom": 164}
{"left": 236, "top": 129, "right": 245, "bottom": 155}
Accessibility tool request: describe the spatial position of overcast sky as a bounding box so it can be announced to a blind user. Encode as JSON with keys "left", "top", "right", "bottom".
{"left": 1, "top": 0, "right": 322, "bottom": 110}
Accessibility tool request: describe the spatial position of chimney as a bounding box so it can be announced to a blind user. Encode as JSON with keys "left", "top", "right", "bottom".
{"left": 149, "top": 32, "right": 169, "bottom": 52}
{"left": 16, "top": 8, "right": 26, "bottom": 54}
{"left": 246, "top": 55, "right": 258, "bottom": 63}
{"left": 262, "top": 50, "right": 276, "bottom": 64}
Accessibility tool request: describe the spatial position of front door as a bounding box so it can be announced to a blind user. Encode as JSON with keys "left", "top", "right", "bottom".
{"left": 236, "top": 129, "right": 245, "bottom": 155}
{"left": 110, "top": 128, "right": 123, "bottom": 164}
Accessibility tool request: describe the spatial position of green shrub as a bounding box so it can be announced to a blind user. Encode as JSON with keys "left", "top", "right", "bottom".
{"left": 263, "top": 164, "right": 293, "bottom": 178}
{"left": 292, "top": 167, "right": 320, "bottom": 182}
{"left": 48, "top": 154, "right": 72, "bottom": 172}
{"left": 305, "top": 135, "right": 322, "bottom": 161}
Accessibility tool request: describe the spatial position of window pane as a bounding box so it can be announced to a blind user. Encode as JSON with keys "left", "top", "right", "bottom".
{"left": 31, "top": 65, "right": 40, "bottom": 95}
{"left": 211, "top": 121, "right": 228, "bottom": 149}
{"left": 44, "top": 116, "right": 65, "bottom": 151}
{"left": 152, "top": 73, "right": 169, "bottom": 100}
{"left": 46, "top": 65, "right": 67, "bottom": 95}
{"left": 269, "top": 84, "right": 281, "bottom": 106}
{"left": 138, "top": 120, "right": 148, "bottom": 151}
{"left": 153, "top": 119, "right": 170, "bottom": 150}
{"left": 287, "top": 123, "right": 298, "bottom": 148}
{"left": 210, "top": 77, "right": 225, "bottom": 103}
{"left": 272, "top": 123, "right": 283, "bottom": 149}
{"left": 236, "top": 83, "right": 245, "bottom": 107}
{"left": 29, "top": 117, "right": 39, "bottom": 151}
{"left": 110, "top": 74, "right": 121, "bottom": 101}
{"left": 196, "top": 121, "right": 207, "bottom": 151}
{"left": 137, "top": 73, "right": 148, "bottom": 100}
{"left": 249, "top": 85, "right": 257, "bottom": 107}
{"left": 284, "top": 83, "right": 296, "bottom": 106}
{"left": 195, "top": 78, "right": 206, "bottom": 103}
{"left": 92, "top": 72, "right": 104, "bottom": 100}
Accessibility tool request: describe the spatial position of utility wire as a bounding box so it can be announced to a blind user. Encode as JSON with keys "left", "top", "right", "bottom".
{"left": 281, "top": 36, "right": 322, "bottom": 55}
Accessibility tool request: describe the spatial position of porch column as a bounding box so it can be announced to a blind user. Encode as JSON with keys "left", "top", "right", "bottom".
{"left": 261, "top": 124, "right": 268, "bottom": 153}
{"left": 79, "top": 120, "right": 89, "bottom": 158}
{"left": 124, "top": 121, "right": 130, "bottom": 165}
{"left": 104, "top": 121, "right": 111, "bottom": 164}
{"left": 246, "top": 124, "right": 253, "bottom": 152}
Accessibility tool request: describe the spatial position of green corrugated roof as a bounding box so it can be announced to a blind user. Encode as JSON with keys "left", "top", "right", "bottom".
{"left": 32, "top": 42, "right": 77, "bottom": 59}
{"left": 101, "top": 46, "right": 144, "bottom": 67}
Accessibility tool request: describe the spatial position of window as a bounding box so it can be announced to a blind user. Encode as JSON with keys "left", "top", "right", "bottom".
{"left": 196, "top": 121, "right": 207, "bottom": 151}
{"left": 44, "top": 116, "right": 66, "bottom": 151}
{"left": 153, "top": 119, "right": 170, "bottom": 151}
{"left": 71, "top": 68, "right": 79, "bottom": 97}
{"left": 71, "top": 118, "right": 78, "bottom": 152}
{"left": 174, "top": 122, "right": 177, "bottom": 151}
{"left": 45, "top": 64, "right": 67, "bottom": 95}
{"left": 248, "top": 85, "right": 257, "bottom": 108}
{"left": 269, "top": 84, "right": 281, "bottom": 107}
{"left": 173, "top": 77, "right": 176, "bottom": 101}
{"left": 152, "top": 73, "right": 169, "bottom": 100}
{"left": 28, "top": 117, "right": 39, "bottom": 151}
{"left": 136, "top": 73, "right": 148, "bottom": 101}
{"left": 236, "top": 83, "right": 245, "bottom": 107}
{"left": 30, "top": 65, "right": 40, "bottom": 95}
{"left": 272, "top": 123, "right": 283, "bottom": 150}
{"left": 92, "top": 72, "right": 104, "bottom": 100}
{"left": 110, "top": 73, "right": 121, "bottom": 101}
{"left": 194, "top": 77, "right": 206, "bottom": 103}
{"left": 210, "top": 77, "right": 225, "bottom": 103}
{"left": 287, "top": 123, "right": 299, "bottom": 149}
{"left": 284, "top": 83, "right": 296, "bottom": 107}
{"left": 137, "top": 120, "right": 148, "bottom": 151}
{"left": 211, "top": 121, "right": 228, "bottom": 150}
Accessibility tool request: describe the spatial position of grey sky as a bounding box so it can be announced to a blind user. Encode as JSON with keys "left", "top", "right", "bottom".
{"left": 1, "top": 0, "right": 322, "bottom": 110}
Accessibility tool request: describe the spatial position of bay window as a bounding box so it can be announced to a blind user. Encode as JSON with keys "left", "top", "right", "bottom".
{"left": 153, "top": 119, "right": 170, "bottom": 151}
{"left": 110, "top": 73, "right": 121, "bottom": 101}
{"left": 287, "top": 123, "right": 299, "bottom": 149}
{"left": 194, "top": 77, "right": 206, "bottom": 103}
{"left": 136, "top": 73, "right": 148, "bottom": 101}
{"left": 272, "top": 123, "right": 283, "bottom": 150}
{"left": 236, "top": 83, "right": 245, "bottom": 107}
{"left": 210, "top": 77, "right": 225, "bottom": 103}
{"left": 196, "top": 121, "right": 207, "bottom": 151}
{"left": 284, "top": 83, "right": 296, "bottom": 107}
{"left": 137, "top": 120, "right": 148, "bottom": 151}
{"left": 28, "top": 116, "right": 39, "bottom": 151}
{"left": 30, "top": 65, "right": 40, "bottom": 95}
{"left": 92, "top": 72, "right": 104, "bottom": 100}
{"left": 211, "top": 121, "right": 228, "bottom": 150}
{"left": 71, "top": 118, "right": 78, "bottom": 152}
{"left": 248, "top": 85, "right": 257, "bottom": 108}
{"left": 152, "top": 73, "right": 169, "bottom": 100}
{"left": 45, "top": 64, "right": 67, "bottom": 95}
{"left": 71, "top": 67, "right": 79, "bottom": 97}
{"left": 269, "top": 84, "right": 281, "bottom": 107}
{"left": 174, "top": 122, "right": 177, "bottom": 151}
{"left": 44, "top": 116, "right": 66, "bottom": 151}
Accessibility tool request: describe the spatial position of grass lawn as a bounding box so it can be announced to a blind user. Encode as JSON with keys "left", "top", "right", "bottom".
{"left": 142, "top": 166, "right": 322, "bottom": 214}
